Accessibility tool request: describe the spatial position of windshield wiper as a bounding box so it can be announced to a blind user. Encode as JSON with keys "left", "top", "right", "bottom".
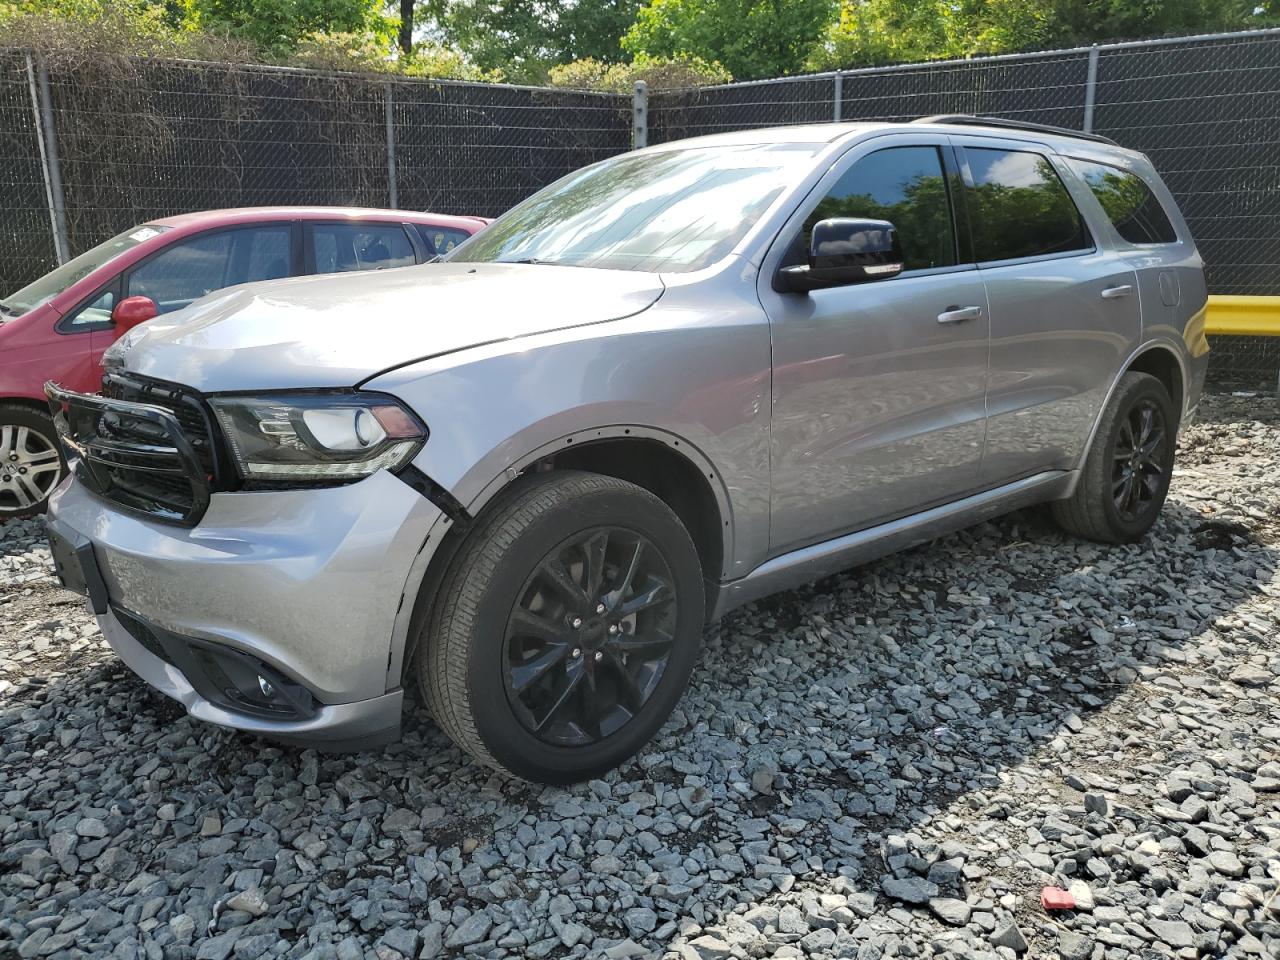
{"left": 496, "top": 257, "right": 581, "bottom": 267}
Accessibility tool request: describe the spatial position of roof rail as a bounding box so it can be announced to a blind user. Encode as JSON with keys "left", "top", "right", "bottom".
{"left": 911, "top": 114, "right": 1118, "bottom": 146}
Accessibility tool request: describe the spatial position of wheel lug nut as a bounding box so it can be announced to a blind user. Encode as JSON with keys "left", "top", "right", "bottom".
{"left": 608, "top": 624, "right": 618, "bottom": 635}
{"left": 570, "top": 616, "right": 582, "bottom": 629}
{"left": 594, "top": 651, "right": 603, "bottom": 662}
{"left": 571, "top": 648, "right": 581, "bottom": 659}
{"left": 595, "top": 602, "right": 606, "bottom": 615}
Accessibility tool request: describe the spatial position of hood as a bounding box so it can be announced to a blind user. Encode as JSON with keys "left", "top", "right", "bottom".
{"left": 117, "top": 262, "right": 665, "bottom": 392}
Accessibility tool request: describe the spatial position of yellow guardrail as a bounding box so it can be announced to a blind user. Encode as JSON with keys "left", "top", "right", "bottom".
{"left": 1205, "top": 295, "right": 1280, "bottom": 336}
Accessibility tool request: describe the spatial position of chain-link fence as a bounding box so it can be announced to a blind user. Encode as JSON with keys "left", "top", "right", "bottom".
{"left": 4, "top": 32, "right": 1280, "bottom": 386}
{"left": 1, "top": 55, "right": 58, "bottom": 290}
{"left": 651, "top": 30, "right": 1280, "bottom": 387}
{"left": 0, "top": 52, "right": 628, "bottom": 295}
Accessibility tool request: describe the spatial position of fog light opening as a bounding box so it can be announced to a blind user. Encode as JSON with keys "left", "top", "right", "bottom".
{"left": 187, "top": 641, "right": 317, "bottom": 720}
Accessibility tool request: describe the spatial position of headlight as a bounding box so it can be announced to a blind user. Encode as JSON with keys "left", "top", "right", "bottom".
{"left": 209, "top": 393, "right": 426, "bottom": 484}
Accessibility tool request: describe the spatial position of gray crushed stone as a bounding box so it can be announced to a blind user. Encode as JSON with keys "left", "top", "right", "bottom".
{"left": 1, "top": 393, "right": 1278, "bottom": 959}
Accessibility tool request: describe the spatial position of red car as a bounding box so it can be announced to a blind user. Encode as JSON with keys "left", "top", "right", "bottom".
{"left": 0, "top": 206, "right": 487, "bottom": 518}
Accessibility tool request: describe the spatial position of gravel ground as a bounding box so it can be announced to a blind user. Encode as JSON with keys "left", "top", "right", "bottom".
{"left": 1, "top": 392, "right": 1278, "bottom": 960}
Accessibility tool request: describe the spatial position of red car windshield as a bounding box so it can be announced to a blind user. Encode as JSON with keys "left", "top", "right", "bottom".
{"left": 0, "top": 224, "right": 171, "bottom": 318}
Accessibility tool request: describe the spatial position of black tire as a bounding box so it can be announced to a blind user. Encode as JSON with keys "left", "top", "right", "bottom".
{"left": 418, "top": 471, "right": 705, "bottom": 783}
{"left": 1051, "top": 371, "right": 1177, "bottom": 543}
{"left": 0, "top": 403, "right": 66, "bottom": 520}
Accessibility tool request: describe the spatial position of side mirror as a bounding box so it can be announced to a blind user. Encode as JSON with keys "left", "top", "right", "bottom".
{"left": 777, "top": 218, "right": 905, "bottom": 293}
{"left": 111, "top": 295, "right": 158, "bottom": 331}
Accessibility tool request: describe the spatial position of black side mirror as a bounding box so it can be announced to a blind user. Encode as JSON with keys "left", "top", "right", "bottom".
{"left": 777, "top": 218, "right": 905, "bottom": 293}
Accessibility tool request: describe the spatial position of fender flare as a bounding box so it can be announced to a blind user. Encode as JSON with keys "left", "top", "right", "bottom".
{"left": 1065, "top": 339, "right": 1188, "bottom": 497}
{"left": 385, "top": 423, "right": 737, "bottom": 691}
{"left": 466, "top": 422, "right": 734, "bottom": 565}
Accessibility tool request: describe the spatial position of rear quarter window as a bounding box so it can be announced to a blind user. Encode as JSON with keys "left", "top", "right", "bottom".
{"left": 1069, "top": 159, "right": 1179, "bottom": 245}
{"left": 419, "top": 225, "right": 472, "bottom": 255}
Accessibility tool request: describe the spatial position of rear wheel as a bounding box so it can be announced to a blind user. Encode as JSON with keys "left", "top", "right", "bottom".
{"left": 0, "top": 404, "right": 65, "bottom": 519}
{"left": 418, "top": 471, "right": 705, "bottom": 783}
{"left": 1051, "top": 372, "right": 1176, "bottom": 543}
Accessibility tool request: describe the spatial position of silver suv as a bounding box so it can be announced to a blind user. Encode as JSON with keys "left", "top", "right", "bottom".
{"left": 45, "top": 116, "right": 1207, "bottom": 783}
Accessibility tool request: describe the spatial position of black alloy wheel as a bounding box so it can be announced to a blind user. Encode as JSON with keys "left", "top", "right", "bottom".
{"left": 417, "top": 470, "right": 705, "bottom": 783}
{"left": 1110, "top": 398, "right": 1168, "bottom": 523}
{"left": 1050, "top": 370, "right": 1177, "bottom": 544}
{"left": 503, "top": 527, "right": 677, "bottom": 746}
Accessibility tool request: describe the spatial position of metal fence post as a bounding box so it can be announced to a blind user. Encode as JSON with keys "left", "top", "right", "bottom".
{"left": 384, "top": 81, "right": 398, "bottom": 209}
{"left": 25, "top": 53, "right": 69, "bottom": 264}
{"left": 833, "top": 71, "right": 843, "bottom": 122}
{"left": 632, "top": 80, "right": 648, "bottom": 149}
{"left": 1082, "top": 45, "right": 1100, "bottom": 133}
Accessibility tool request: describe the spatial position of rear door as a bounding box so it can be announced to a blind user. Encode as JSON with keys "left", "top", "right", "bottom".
{"left": 304, "top": 221, "right": 420, "bottom": 274}
{"left": 954, "top": 137, "right": 1142, "bottom": 484}
{"left": 760, "top": 135, "right": 991, "bottom": 554}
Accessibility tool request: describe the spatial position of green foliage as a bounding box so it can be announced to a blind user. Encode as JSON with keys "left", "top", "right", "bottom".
{"left": 621, "top": 0, "right": 836, "bottom": 80}
{"left": 0, "top": 0, "right": 497, "bottom": 78}
{"left": 811, "top": 0, "right": 1057, "bottom": 67}
{"left": 548, "top": 0, "right": 646, "bottom": 63}
{"left": 192, "top": 0, "right": 393, "bottom": 55}
{"left": 398, "top": 40, "right": 502, "bottom": 80}
{"left": 807, "top": 0, "right": 1277, "bottom": 69}
{"left": 289, "top": 28, "right": 498, "bottom": 78}
{"left": 6, "top": 0, "right": 1278, "bottom": 85}
{"left": 548, "top": 53, "right": 731, "bottom": 92}
{"left": 420, "top": 0, "right": 643, "bottom": 84}
{"left": 0, "top": 0, "right": 222, "bottom": 57}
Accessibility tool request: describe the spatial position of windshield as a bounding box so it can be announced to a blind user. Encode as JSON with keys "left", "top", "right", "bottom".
{"left": 0, "top": 224, "right": 170, "bottom": 318}
{"left": 450, "top": 143, "right": 819, "bottom": 273}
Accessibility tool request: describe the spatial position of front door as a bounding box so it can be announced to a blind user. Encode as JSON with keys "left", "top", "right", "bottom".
{"left": 760, "top": 138, "right": 991, "bottom": 556}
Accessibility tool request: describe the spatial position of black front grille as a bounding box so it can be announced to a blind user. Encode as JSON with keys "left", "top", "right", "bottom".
{"left": 100, "top": 373, "right": 224, "bottom": 483}
{"left": 47, "top": 380, "right": 214, "bottom": 525}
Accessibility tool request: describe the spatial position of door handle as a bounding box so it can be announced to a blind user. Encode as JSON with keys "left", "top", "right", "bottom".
{"left": 937, "top": 305, "right": 983, "bottom": 324}
{"left": 1101, "top": 284, "right": 1133, "bottom": 299}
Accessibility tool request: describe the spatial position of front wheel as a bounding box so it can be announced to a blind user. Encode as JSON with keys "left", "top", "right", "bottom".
{"left": 1051, "top": 371, "right": 1177, "bottom": 543}
{"left": 418, "top": 471, "right": 705, "bottom": 783}
{"left": 0, "top": 404, "right": 65, "bottom": 520}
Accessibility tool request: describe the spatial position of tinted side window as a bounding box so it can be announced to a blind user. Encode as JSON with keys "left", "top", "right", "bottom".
{"left": 309, "top": 223, "right": 415, "bottom": 274}
{"left": 128, "top": 233, "right": 232, "bottom": 314}
{"left": 226, "top": 227, "right": 292, "bottom": 285}
{"left": 421, "top": 226, "right": 472, "bottom": 255}
{"left": 1069, "top": 159, "right": 1178, "bottom": 245}
{"left": 802, "top": 146, "right": 957, "bottom": 272}
{"left": 964, "top": 148, "right": 1090, "bottom": 263}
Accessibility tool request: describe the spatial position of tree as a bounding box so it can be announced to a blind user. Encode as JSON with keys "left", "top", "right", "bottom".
{"left": 808, "top": 0, "right": 1277, "bottom": 70}
{"left": 1049, "top": 0, "right": 1272, "bottom": 45}
{"left": 550, "top": 0, "right": 644, "bottom": 62}
{"left": 621, "top": 0, "right": 836, "bottom": 80}
{"left": 421, "top": 0, "right": 641, "bottom": 83}
{"left": 548, "top": 53, "right": 731, "bottom": 92}
{"left": 398, "top": 0, "right": 412, "bottom": 55}
{"left": 810, "top": 0, "right": 1060, "bottom": 68}
{"left": 192, "top": 0, "right": 394, "bottom": 54}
